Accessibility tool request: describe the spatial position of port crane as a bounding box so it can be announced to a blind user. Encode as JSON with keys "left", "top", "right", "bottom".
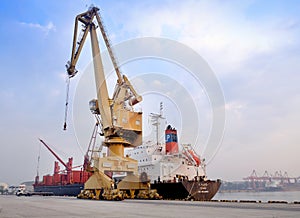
{"left": 65, "top": 6, "right": 150, "bottom": 200}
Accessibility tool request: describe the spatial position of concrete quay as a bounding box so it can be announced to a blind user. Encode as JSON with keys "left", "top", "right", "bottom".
{"left": 0, "top": 195, "right": 299, "bottom": 218}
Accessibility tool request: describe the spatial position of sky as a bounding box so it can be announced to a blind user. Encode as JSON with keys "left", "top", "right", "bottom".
{"left": 0, "top": 0, "right": 300, "bottom": 185}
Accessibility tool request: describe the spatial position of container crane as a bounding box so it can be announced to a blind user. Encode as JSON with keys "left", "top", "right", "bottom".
{"left": 65, "top": 6, "right": 150, "bottom": 200}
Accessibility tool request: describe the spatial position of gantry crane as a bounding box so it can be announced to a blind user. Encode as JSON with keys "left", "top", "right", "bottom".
{"left": 65, "top": 6, "right": 150, "bottom": 200}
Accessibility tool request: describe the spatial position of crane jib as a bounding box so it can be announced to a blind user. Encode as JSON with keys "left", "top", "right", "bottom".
{"left": 64, "top": 6, "right": 142, "bottom": 147}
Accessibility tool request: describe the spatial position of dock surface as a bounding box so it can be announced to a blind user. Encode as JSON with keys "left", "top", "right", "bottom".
{"left": 0, "top": 195, "right": 299, "bottom": 217}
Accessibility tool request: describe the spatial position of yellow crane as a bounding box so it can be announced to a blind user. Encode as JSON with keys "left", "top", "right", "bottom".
{"left": 65, "top": 6, "right": 152, "bottom": 200}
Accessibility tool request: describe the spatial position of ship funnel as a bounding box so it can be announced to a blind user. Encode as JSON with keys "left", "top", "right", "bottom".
{"left": 165, "top": 125, "right": 179, "bottom": 154}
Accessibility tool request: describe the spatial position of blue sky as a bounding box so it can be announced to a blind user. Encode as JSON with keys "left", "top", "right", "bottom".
{"left": 0, "top": 0, "right": 300, "bottom": 185}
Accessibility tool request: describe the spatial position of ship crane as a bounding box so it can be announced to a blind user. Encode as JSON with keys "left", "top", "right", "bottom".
{"left": 64, "top": 6, "right": 151, "bottom": 200}
{"left": 38, "top": 139, "right": 75, "bottom": 184}
{"left": 39, "top": 139, "right": 70, "bottom": 171}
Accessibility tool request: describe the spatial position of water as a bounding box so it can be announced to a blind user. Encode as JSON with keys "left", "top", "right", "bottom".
{"left": 213, "top": 191, "right": 300, "bottom": 203}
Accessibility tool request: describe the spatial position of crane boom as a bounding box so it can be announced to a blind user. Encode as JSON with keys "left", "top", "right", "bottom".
{"left": 95, "top": 12, "right": 122, "bottom": 84}
{"left": 65, "top": 6, "right": 142, "bottom": 147}
{"left": 89, "top": 21, "right": 112, "bottom": 129}
{"left": 38, "top": 139, "right": 69, "bottom": 170}
{"left": 66, "top": 7, "right": 112, "bottom": 129}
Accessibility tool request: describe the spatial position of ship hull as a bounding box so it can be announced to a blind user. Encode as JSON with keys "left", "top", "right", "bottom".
{"left": 151, "top": 179, "right": 221, "bottom": 201}
{"left": 34, "top": 183, "right": 84, "bottom": 196}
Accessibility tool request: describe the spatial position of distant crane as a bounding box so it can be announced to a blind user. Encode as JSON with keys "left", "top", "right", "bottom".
{"left": 243, "top": 169, "right": 298, "bottom": 190}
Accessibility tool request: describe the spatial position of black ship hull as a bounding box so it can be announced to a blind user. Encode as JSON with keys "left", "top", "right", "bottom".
{"left": 151, "top": 179, "right": 221, "bottom": 201}
{"left": 34, "top": 180, "right": 220, "bottom": 200}
{"left": 34, "top": 183, "right": 84, "bottom": 196}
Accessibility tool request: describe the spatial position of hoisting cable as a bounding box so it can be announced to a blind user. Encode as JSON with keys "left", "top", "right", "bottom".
{"left": 36, "top": 142, "right": 41, "bottom": 180}
{"left": 63, "top": 77, "right": 71, "bottom": 130}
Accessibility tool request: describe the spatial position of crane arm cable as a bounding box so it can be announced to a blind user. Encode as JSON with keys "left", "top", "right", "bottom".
{"left": 36, "top": 142, "right": 41, "bottom": 178}
{"left": 63, "top": 77, "right": 70, "bottom": 130}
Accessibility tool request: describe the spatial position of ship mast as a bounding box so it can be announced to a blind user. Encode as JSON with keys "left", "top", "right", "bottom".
{"left": 149, "top": 102, "right": 165, "bottom": 145}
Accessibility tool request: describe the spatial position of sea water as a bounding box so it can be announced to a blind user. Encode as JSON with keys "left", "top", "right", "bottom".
{"left": 213, "top": 191, "right": 300, "bottom": 202}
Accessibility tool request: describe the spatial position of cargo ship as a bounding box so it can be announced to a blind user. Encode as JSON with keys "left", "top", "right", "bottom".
{"left": 33, "top": 139, "right": 91, "bottom": 196}
{"left": 126, "top": 113, "right": 221, "bottom": 200}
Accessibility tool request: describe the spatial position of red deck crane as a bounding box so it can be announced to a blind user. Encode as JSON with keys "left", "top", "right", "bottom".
{"left": 38, "top": 138, "right": 70, "bottom": 170}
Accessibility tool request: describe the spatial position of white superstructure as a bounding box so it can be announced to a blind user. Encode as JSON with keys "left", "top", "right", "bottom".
{"left": 127, "top": 130, "right": 206, "bottom": 183}
{"left": 125, "top": 103, "right": 206, "bottom": 183}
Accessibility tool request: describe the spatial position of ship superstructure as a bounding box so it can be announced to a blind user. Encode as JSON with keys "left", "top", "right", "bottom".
{"left": 127, "top": 126, "right": 206, "bottom": 183}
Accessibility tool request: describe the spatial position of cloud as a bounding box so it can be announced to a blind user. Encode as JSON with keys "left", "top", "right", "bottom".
{"left": 20, "top": 21, "right": 56, "bottom": 35}
{"left": 119, "top": 0, "right": 299, "bottom": 74}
